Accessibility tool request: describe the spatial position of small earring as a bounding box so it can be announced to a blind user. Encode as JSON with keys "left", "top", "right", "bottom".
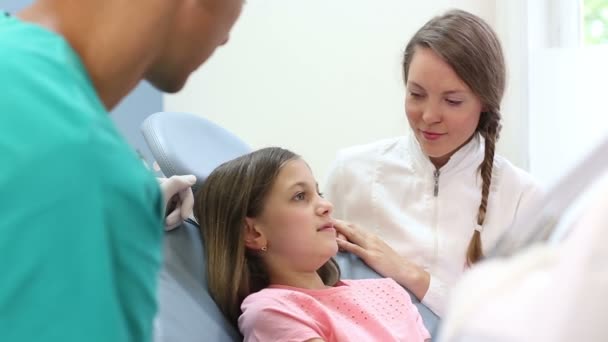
{"left": 261, "top": 246, "right": 267, "bottom": 252}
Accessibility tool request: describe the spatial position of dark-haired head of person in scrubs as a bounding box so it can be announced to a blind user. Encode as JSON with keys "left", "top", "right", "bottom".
{"left": 0, "top": 1, "right": 243, "bottom": 341}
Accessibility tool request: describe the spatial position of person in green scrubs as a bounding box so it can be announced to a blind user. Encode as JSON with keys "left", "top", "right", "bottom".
{"left": 0, "top": 1, "right": 243, "bottom": 341}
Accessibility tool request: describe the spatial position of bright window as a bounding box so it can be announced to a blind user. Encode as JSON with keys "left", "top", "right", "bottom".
{"left": 583, "top": 0, "right": 608, "bottom": 45}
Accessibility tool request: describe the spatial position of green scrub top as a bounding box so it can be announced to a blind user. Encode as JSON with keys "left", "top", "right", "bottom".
{"left": 0, "top": 12, "right": 164, "bottom": 342}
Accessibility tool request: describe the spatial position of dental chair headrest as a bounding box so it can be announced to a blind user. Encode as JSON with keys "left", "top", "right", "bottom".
{"left": 141, "top": 112, "right": 251, "bottom": 188}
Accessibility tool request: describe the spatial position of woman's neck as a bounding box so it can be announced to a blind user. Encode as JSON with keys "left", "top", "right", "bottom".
{"left": 429, "top": 133, "right": 478, "bottom": 169}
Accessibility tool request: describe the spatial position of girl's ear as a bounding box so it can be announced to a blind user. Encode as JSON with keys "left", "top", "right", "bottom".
{"left": 244, "top": 217, "right": 267, "bottom": 250}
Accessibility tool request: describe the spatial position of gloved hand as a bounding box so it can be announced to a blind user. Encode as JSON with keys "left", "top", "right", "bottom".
{"left": 158, "top": 175, "right": 196, "bottom": 231}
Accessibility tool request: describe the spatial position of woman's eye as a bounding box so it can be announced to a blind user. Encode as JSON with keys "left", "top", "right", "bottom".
{"left": 446, "top": 99, "right": 463, "bottom": 106}
{"left": 294, "top": 192, "right": 306, "bottom": 201}
{"left": 409, "top": 91, "right": 423, "bottom": 98}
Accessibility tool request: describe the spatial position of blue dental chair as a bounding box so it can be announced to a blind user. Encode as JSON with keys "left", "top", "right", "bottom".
{"left": 141, "top": 112, "right": 439, "bottom": 342}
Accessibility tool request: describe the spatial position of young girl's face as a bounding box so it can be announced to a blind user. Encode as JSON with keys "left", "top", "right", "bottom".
{"left": 248, "top": 158, "right": 338, "bottom": 273}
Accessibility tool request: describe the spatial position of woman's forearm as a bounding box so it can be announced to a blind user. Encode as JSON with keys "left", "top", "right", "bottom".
{"left": 396, "top": 260, "right": 430, "bottom": 300}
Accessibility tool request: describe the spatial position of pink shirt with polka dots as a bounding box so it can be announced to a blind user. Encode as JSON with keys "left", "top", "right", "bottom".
{"left": 239, "top": 278, "right": 430, "bottom": 341}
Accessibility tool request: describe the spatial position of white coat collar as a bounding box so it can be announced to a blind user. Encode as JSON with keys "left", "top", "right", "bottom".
{"left": 404, "top": 132, "right": 485, "bottom": 176}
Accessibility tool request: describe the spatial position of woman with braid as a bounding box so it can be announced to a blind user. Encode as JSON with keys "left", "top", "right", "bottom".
{"left": 326, "top": 9, "right": 542, "bottom": 318}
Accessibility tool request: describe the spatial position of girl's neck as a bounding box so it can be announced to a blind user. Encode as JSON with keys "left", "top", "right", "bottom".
{"left": 269, "top": 270, "right": 328, "bottom": 290}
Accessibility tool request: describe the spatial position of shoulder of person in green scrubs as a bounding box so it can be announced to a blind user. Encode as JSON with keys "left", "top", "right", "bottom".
{"left": 0, "top": 1, "right": 243, "bottom": 341}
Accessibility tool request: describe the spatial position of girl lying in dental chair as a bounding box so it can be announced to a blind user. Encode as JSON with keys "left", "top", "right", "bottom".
{"left": 193, "top": 147, "right": 430, "bottom": 342}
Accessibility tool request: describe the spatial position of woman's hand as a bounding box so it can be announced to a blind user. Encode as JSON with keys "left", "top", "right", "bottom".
{"left": 334, "top": 219, "right": 430, "bottom": 300}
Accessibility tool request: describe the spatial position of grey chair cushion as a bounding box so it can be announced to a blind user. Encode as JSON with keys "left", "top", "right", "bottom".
{"left": 156, "top": 220, "right": 241, "bottom": 342}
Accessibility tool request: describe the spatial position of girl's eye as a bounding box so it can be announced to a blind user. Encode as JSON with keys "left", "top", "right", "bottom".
{"left": 294, "top": 192, "right": 306, "bottom": 201}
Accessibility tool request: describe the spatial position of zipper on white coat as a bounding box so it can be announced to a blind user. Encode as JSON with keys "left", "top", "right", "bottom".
{"left": 433, "top": 169, "right": 440, "bottom": 197}
{"left": 432, "top": 169, "right": 440, "bottom": 265}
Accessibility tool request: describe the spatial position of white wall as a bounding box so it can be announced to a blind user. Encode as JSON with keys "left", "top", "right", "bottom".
{"left": 165, "top": 0, "right": 519, "bottom": 182}
{"left": 526, "top": 0, "right": 608, "bottom": 186}
{"left": 494, "top": 0, "right": 530, "bottom": 170}
{"left": 528, "top": 47, "right": 608, "bottom": 186}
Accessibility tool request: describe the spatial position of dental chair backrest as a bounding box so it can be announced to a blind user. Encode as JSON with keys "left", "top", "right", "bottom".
{"left": 142, "top": 111, "right": 251, "bottom": 190}
{"left": 142, "top": 112, "right": 250, "bottom": 342}
{"left": 141, "top": 112, "right": 440, "bottom": 341}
